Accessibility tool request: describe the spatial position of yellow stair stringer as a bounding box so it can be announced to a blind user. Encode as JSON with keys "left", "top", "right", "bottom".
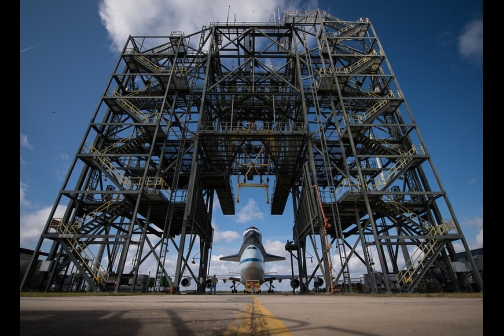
{"left": 76, "top": 193, "right": 125, "bottom": 229}
{"left": 396, "top": 223, "right": 450, "bottom": 287}
{"left": 335, "top": 143, "right": 423, "bottom": 199}
{"left": 354, "top": 90, "right": 395, "bottom": 123}
{"left": 367, "top": 144, "right": 423, "bottom": 191}
{"left": 52, "top": 218, "right": 110, "bottom": 286}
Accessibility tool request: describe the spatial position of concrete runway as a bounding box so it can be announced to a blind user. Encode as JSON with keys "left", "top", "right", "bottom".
{"left": 20, "top": 293, "right": 483, "bottom": 335}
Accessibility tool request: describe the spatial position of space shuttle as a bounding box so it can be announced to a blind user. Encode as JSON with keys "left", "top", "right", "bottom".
{"left": 215, "top": 226, "right": 302, "bottom": 293}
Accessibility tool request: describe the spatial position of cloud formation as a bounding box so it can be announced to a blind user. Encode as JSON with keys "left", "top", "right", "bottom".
{"left": 212, "top": 223, "right": 240, "bottom": 243}
{"left": 20, "top": 133, "right": 33, "bottom": 149}
{"left": 20, "top": 179, "right": 31, "bottom": 208}
{"left": 463, "top": 215, "right": 483, "bottom": 249}
{"left": 458, "top": 19, "right": 483, "bottom": 62}
{"left": 98, "top": 0, "right": 312, "bottom": 52}
{"left": 20, "top": 205, "right": 67, "bottom": 249}
{"left": 235, "top": 198, "right": 264, "bottom": 223}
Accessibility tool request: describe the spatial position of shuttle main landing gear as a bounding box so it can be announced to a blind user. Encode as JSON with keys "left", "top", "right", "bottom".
{"left": 230, "top": 281, "right": 238, "bottom": 293}
{"left": 266, "top": 280, "right": 275, "bottom": 293}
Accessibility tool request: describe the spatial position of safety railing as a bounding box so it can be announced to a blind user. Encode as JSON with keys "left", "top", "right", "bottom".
{"left": 52, "top": 218, "right": 110, "bottom": 286}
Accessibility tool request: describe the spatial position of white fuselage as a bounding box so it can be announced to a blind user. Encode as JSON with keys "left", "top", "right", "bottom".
{"left": 239, "top": 244, "right": 265, "bottom": 285}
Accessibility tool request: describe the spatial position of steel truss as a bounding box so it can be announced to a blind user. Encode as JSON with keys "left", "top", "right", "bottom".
{"left": 21, "top": 9, "right": 482, "bottom": 294}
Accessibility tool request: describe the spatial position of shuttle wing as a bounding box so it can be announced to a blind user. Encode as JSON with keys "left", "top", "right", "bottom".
{"left": 219, "top": 253, "right": 241, "bottom": 262}
{"left": 264, "top": 253, "right": 286, "bottom": 262}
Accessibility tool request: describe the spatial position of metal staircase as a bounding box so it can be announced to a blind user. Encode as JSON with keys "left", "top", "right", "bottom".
{"left": 397, "top": 223, "right": 453, "bottom": 293}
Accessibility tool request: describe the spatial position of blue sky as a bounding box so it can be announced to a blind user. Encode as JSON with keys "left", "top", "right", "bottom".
{"left": 20, "top": 0, "right": 482, "bottom": 292}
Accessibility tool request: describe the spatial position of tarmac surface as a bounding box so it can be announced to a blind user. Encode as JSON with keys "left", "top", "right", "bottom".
{"left": 20, "top": 293, "right": 483, "bottom": 335}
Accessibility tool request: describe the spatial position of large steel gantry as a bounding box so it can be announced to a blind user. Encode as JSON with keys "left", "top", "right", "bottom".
{"left": 21, "top": 9, "right": 482, "bottom": 294}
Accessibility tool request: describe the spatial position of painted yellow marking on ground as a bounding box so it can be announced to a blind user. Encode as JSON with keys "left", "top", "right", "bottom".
{"left": 224, "top": 295, "right": 293, "bottom": 335}
{"left": 252, "top": 295, "right": 293, "bottom": 335}
{"left": 224, "top": 302, "right": 253, "bottom": 336}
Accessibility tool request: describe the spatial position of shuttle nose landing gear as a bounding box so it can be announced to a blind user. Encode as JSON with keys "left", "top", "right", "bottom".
{"left": 267, "top": 280, "right": 275, "bottom": 293}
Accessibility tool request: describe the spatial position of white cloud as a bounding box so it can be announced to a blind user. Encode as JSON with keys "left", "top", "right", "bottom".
{"left": 235, "top": 198, "right": 264, "bottom": 223}
{"left": 20, "top": 205, "right": 67, "bottom": 249}
{"left": 98, "top": 0, "right": 313, "bottom": 52}
{"left": 462, "top": 215, "right": 483, "bottom": 227}
{"left": 474, "top": 226, "right": 483, "bottom": 249}
{"left": 20, "top": 179, "right": 31, "bottom": 208}
{"left": 264, "top": 239, "right": 289, "bottom": 257}
{"left": 450, "top": 216, "right": 483, "bottom": 253}
{"left": 213, "top": 226, "right": 240, "bottom": 243}
{"left": 216, "top": 230, "right": 241, "bottom": 242}
{"left": 462, "top": 215, "right": 483, "bottom": 249}
{"left": 20, "top": 133, "right": 34, "bottom": 149}
{"left": 458, "top": 19, "right": 483, "bottom": 62}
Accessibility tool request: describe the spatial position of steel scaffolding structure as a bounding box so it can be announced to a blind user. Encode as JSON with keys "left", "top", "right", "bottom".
{"left": 21, "top": 9, "right": 482, "bottom": 294}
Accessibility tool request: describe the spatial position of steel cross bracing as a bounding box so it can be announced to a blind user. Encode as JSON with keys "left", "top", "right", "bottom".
{"left": 21, "top": 9, "right": 482, "bottom": 295}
